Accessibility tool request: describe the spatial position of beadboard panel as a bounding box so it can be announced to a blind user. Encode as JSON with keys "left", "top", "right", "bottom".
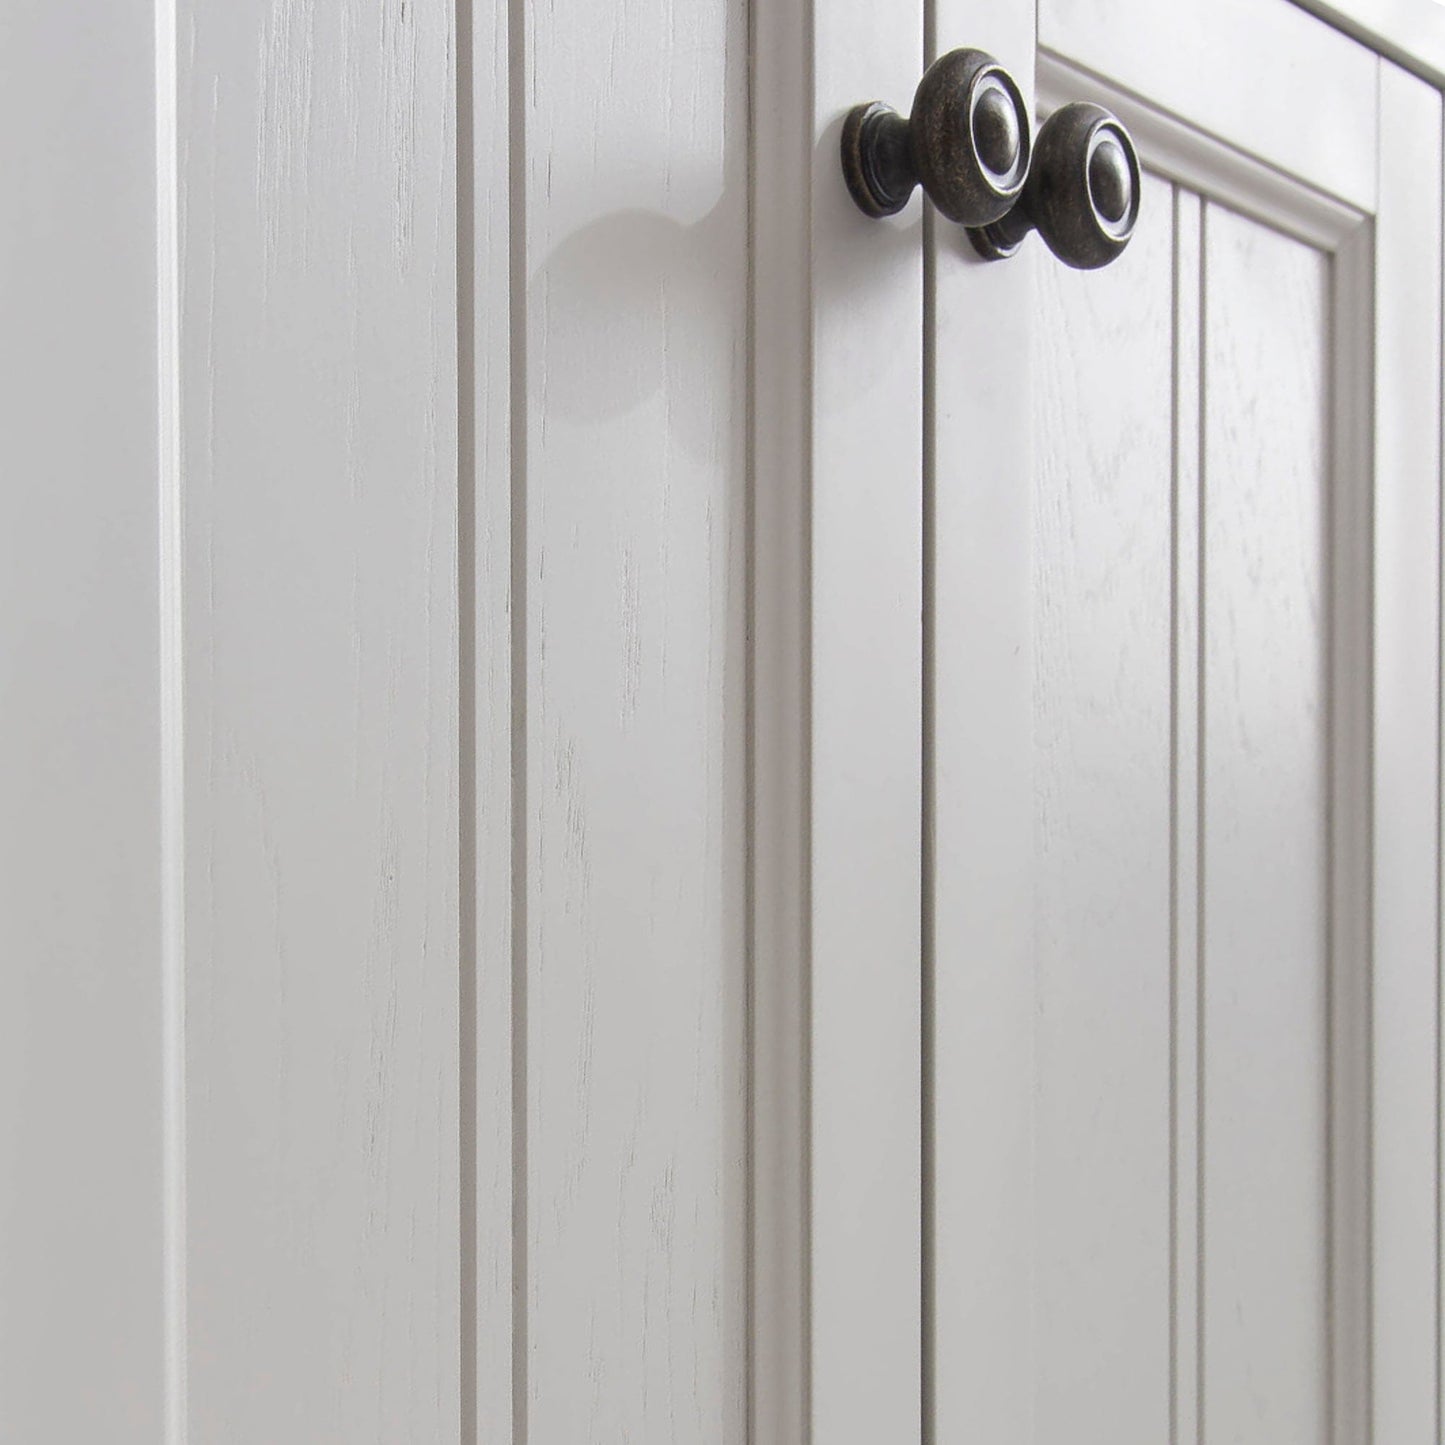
{"left": 929, "top": 53, "right": 1386, "bottom": 1439}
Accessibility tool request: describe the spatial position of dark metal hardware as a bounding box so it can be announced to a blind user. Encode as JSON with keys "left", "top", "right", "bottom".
{"left": 841, "top": 49, "right": 1031, "bottom": 225}
{"left": 967, "top": 101, "right": 1140, "bottom": 269}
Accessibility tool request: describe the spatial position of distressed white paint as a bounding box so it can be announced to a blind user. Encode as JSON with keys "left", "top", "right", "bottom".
{"left": 810, "top": 0, "right": 925, "bottom": 1438}
{"left": 1201, "top": 205, "right": 1332, "bottom": 1443}
{"left": 177, "top": 0, "right": 459, "bottom": 1436}
{"left": 1030, "top": 170, "right": 1176, "bottom": 1445}
{"left": 519, "top": 0, "right": 749, "bottom": 1435}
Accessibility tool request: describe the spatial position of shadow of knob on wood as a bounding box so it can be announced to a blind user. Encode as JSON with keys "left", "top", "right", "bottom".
{"left": 841, "top": 48, "right": 1032, "bottom": 226}
{"left": 968, "top": 101, "right": 1141, "bottom": 269}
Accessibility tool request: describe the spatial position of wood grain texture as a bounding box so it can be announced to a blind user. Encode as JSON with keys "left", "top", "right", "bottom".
{"left": 1201, "top": 203, "right": 1331, "bottom": 1445}
{"left": 0, "top": 2, "right": 166, "bottom": 1438}
{"left": 810, "top": 2, "right": 923, "bottom": 1438}
{"left": 1030, "top": 170, "right": 1176, "bottom": 1445}
{"left": 177, "top": 0, "right": 459, "bottom": 1437}
{"left": 520, "top": 0, "right": 748, "bottom": 1434}
{"left": 1371, "top": 62, "right": 1443, "bottom": 1445}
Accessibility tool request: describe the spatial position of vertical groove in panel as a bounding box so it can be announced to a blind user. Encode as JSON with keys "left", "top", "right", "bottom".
{"left": 469, "top": 0, "right": 520, "bottom": 1425}
{"left": 1195, "top": 201, "right": 1209, "bottom": 1445}
{"left": 507, "top": 0, "right": 528, "bottom": 1428}
{"left": 747, "top": 0, "right": 813, "bottom": 1427}
{"left": 457, "top": 0, "right": 478, "bottom": 1432}
{"left": 1170, "top": 186, "right": 1202, "bottom": 1445}
{"left": 155, "top": 0, "right": 186, "bottom": 1436}
{"left": 920, "top": 197, "right": 936, "bottom": 1445}
{"left": 920, "top": 14, "right": 937, "bottom": 1445}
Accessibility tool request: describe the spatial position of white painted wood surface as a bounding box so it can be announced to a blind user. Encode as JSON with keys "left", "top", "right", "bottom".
{"left": 810, "top": 2, "right": 924, "bottom": 1440}
{"left": 517, "top": 0, "right": 749, "bottom": 1434}
{"left": 0, "top": 3, "right": 165, "bottom": 1439}
{"left": 176, "top": 0, "right": 459, "bottom": 1437}
{"left": 1030, "top": 170, "right": 1175, "bottom": 1445}
{"left": 1371, "top": 61, "right": 1444, "bottom": 1445}
{"left": 931, "top": 3, "right": 1442, "bottom": 1444}
{"left": 8, "top": 0, "right": 1445, "bottom": 1441}
{"left": 1294, "top": 0, "right": 1445, "bottom": 87}
{"left": 464, "top": 0, "right": 517, "bottom": 1433}
{"left": 1042, "top": 0, "right": 1379, "bottom": 211}
{"left": 927, "top": 3, "right": 1037, "bottom": 1439}
{"left": 1200, "top": 205, "right": 1332, "bottom": 1442}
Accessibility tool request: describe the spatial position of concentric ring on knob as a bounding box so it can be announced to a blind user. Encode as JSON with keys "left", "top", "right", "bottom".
{"left": 971, "top": 78, "right": 1022, "bottom": 179}
{"left": 1085, "top": 122, "right": 1139, "bottom": 251}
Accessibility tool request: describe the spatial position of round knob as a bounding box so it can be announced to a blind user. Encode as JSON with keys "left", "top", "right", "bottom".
{"left": 842, "top": 49, "right": 1032, "bottom": 225}
{"left": 967, "top": 101, "right": 1140, "bottom": 269}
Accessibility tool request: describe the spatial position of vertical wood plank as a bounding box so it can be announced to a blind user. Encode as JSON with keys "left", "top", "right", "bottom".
{"left": 0, "top": 2, "right": 165, "bottom": 1438}
{"left": 521, "top": 0, "right": 749, "bottom": 1434}
{"left": 927, "top": 2, "right": 1035, "bottom": 1439}
{"left": 1201, "top": 203, "right": 1331, "bottom": 1445}
{"left": 1372, "top": 60, "right": 1443, "bottom": 1445}
{"left": 811, "top": 0, "right": 923, "bottom": 1437}
{"left": 178, "top": 1, "right": 460, "bottom": 1436}
{"left": 1029, "top": 171, "right": 1176, "bottom": 1445}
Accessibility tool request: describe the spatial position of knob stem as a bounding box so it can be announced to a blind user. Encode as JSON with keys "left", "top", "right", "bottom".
{"left": 842, "top": 104, "right": 919, "bottom": 219}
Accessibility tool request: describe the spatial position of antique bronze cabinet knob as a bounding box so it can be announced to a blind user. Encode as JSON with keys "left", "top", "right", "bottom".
{"left": 968, "top": 101, "right": 1140, "bottom": 269}
{"left": 841, "top": 48, "right": 1032, "bottom": 225}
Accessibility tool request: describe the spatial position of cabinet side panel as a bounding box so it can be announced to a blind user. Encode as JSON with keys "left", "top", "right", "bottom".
{"left": 178, "top": 1, "right": 460, "bottom": 1436}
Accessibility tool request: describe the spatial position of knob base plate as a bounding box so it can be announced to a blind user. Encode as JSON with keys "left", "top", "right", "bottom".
{"left": 841, "top": 103, "right": 918, "bottom": 218}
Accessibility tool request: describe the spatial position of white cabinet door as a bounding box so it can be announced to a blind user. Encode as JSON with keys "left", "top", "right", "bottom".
{"left": 930, "top": 2, "right": 1442, "bottom": 1442}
